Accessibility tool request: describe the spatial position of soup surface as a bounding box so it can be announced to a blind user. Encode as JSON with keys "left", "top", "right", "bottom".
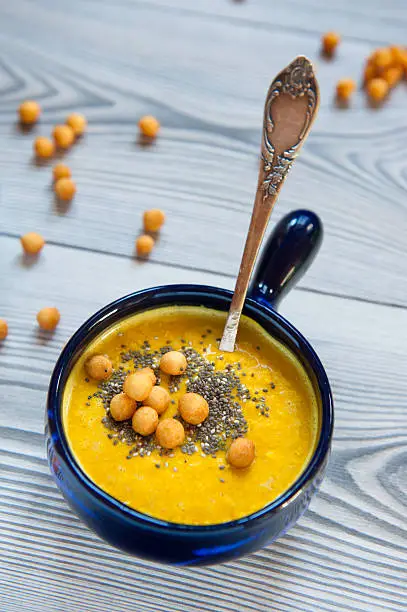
{"left": 63, "top": 306, "right": 319, "bottom": 525}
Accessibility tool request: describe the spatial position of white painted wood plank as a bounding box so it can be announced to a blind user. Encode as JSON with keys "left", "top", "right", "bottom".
{"left": 0, "top": 0, "right": 406, "bottom": 306}
{"left": 0, "top": 236, "right": 406, "bottom": 611}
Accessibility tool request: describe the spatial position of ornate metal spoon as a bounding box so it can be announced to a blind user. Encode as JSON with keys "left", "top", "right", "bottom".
{"left": 219, "top": 56, "right": 319, "bottom": 352}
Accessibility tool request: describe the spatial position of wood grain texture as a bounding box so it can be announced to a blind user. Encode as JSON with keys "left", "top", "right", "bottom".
{"left": 1, "top": 236, "right": 406, "bottom": 611}
{"left": 0, "top": 0, "right": 407, "bottom": 306}
{"left": 0, "top": 0, "right": 407, "bottom": 610}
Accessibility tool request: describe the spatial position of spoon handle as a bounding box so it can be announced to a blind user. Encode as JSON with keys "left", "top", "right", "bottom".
{"left": 220, "top": 56, "right": 319, "bottom": 352}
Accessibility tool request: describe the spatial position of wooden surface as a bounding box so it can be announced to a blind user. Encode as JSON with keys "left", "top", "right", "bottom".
{"left": 0, "top": 1, "right": 406, "bottom": 610}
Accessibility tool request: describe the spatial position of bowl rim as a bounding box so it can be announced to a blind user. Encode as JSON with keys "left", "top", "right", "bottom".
{"left": 47, "top": 283, "right": 334, "bottom": 533}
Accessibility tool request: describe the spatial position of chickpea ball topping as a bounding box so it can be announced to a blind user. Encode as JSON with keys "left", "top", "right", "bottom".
{"left": 139, "top": 115, "right": 160, "bottom": 139}
{"left": 336, "top": 78, "right": 356, "bottom": 101}
{"left": 155, "top": 418, "right": 185, "bottom": 449}
{"left": 136, "top": 234, "right": 155, "bottom": 257}
{"left": 66, "top": 113, "right": 87, "bottom": 136}
{"left": 53, "top": 163, "right": 72, "bottom": 181}
{"left": 36, "top": 307, "right": 60, "bottom": 331}
{"left": 54, "top": 177, "right": 76, "bottom": 201}
{"left": 227, "top": 437, "right": 255, "bottom": 469}
{"left": 0, "top": 319, "right": 8, "bottom": 341}
{"left": 52, "top": 124, "right": 75, "bottom": 149}
{"left": 110, "top": 393, "right": 137, "bottom": 421}
{"left": 143, "top": 209, "right": 166, "bottom": 233}
{"left": 367, "top": 77, "right": 389, "bottom": 102}
{"left": 160, "top": 351, "right": 187, "bottom": 376}
{"left": 132, "top": 406, "right": 159, "bottom": 436}
{"left": 85, "top": 354, "right": 113, "bottom": 381}
{"left": 34, "top": 136, "right": 55, "bottom": 159}
{"left": 138, "top": 367, "right": 157, "bottom": 385}
{"left": 179, "top": 392, "right": 209, "bottom": 425}
{"left": 18, "top": 100, "right": 41, "bottom": 125}
{"left": 143, "top": 386, "right": 170, "bottom": 415}
{"left": 123, "top": 372, "right": 153, "bottom": 402}
{"left": 322, "top": 31, "right": 341, "bottom": 56}
{"left": 20, "top": 232, "right": 45, "bottom": 255}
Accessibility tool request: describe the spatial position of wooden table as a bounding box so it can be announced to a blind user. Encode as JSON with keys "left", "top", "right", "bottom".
{"left": 1, "top": 1, "right": 406, "bottom": 610}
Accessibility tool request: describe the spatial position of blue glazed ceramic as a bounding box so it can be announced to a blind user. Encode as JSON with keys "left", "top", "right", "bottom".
{"left": 46, "top": 209, "right": 334, "bottom": 566}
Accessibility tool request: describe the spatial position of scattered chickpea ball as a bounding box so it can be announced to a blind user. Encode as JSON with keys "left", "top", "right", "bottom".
{"left": 143, "top": 386, "right": 170, "bottom": 415}
{"left": 227, "top": 438, "right": 255, "bottom": 469}
{"left": 36, "top": 307, "right": 60, "bottom": 331}
{"left": 132, "top": 406, "right": 159, "bottom": 436}
{"left": 139, "top": 115, "right": 160, "bottom": 139}
{"left": 136, "top": 234, "right": 155, "bottom": 257}
{"left": 20, "top": 232, "right": 45, "bottom": 255}
{"left": 55, "top": 177, "right": 76, "bottom": 201}
{"left": 382, "top": 66, "right": 403, "bottom": 88}
{"left": 138, "top": 367, "right": 157, "bottom": 385}
{"left": 18, "top": 100, "right": 41, "bottom": 125}
{"left": 336, "top": 78, "right": 356, "bottom": 101}
{"left": 322, "top": 32, "right": 341, "bottom": 56}
{"left": 123, "top": 372, "right": 153, "bottom": 402}
{"left": 367, "top": 77, "right": 389, "bottom": 102}
{"left": 53, "top": 163, "right": 72, "bottom": 181}
{"left": 110, "top": 393, "right": 137, "bottom": 421}
{"left": 0, "top": 319, "right": 8, "bottom": 341}
{"left": 143, "top": 209, "right": 166, "bottom": 233}
{"left": 155, "top": 418, "right": 185, "bottom": 449}
{"left": 160, "top": 351, "right": 187, "bottom": 376}
{"left": 66, "top": 113, "right": 87, "bottom": 136}
{"left": 372, "top": 47, "right": 393, "bottom": 72}
{"left": 85, "top": 354, "right": 113, "bottom": 381}
{"left": 53, "top": 124, "right": 75, "bottom": 149}
{"left": 179, "top": 392, "right": 209, "bottom": 425}
{"left": 34, "top": 136, "right": 55, "bottom": 159}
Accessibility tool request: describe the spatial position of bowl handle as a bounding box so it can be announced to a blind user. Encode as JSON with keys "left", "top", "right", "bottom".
{"left": 248, "top": 209, "right": 323, "bottom": 310}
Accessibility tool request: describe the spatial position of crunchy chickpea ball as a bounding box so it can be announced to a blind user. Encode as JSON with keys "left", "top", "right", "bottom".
{"left": 53, "top": 124, "right": 75, "bottom": 149}
{"left": 55, "top": 177, "right": 76, "bottom": 201}
{"left": 53, "top": 163, "right": 71, "bottom": 181}
{"left": 132, "top": 406, "right": 159, "bottom": 436}
{"left": 143, "top": 209, "right": 166, "bottom": 233}
{"left": 372, "top": 47, "right": 393, "bottom": 72}
{"left": 227, "top": 438, "right": 255, "bottom": 469}
{"left": 367, "top": 77, "right": 389, "bottom": 102}
{"left": 110, "top": 392, "right": 137, "bottom": 421}
{"left": 336, "top": 78, "right": 356, "bottom": 101}
{"left": 20, "top": 232, "right": 45, "bottom": 255}
{"left": 85, "top": 354, "right": 113, "bottom": 381}
{"left": 0, "top": 319, "right": 8, "bottom": 341}
{"left": 143, "top": 386, "right": 170, "bottom": 415}
{"left": 18, "top": 100, "right": 41, "bottom": 125}
{"left": 322, "top": 32, "right": 340, "bottom": 56}
{"left": 36, "top": 307, "right": 60, "bottom": 331}
{"left": 66, "top": 113, "right": 87, "bottom": 136}
{"left": 179, "top": 392, "right": 209, "bottom": 425}
{"left": 136, "top": 234, "right": 155, "bottom": 257}
{"left": 138, "top": 366, "right": 157, "bottom": 385}
{"left": 34, "top": 136, "right": 55, "bottom": 159}
{"left": 160, "top": 350, "right": 187, "bottom": 376}
{"left": 123, "top": 372, "right": 153, "bottom": 402}
{"left": 382, "top": 66, "right": 403, "bottom": 88}
{"left": 139, "top": 115, "right": 160, "bottom": 138}
{"left": 155, "top": 418, "right": 185, "bottom": 449}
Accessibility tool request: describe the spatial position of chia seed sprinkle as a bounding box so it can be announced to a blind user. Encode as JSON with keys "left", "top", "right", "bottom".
{"left": 97, "top": 342, "right": 270, "bottom": 458}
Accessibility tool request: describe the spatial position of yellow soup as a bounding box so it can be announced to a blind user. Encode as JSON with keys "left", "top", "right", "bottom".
{"left": 63, "top": 306, "right": 319, "bottom": 525}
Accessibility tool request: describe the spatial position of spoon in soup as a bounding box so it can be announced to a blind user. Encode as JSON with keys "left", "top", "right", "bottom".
{"left": 219, "top": 55, "right": 320, "bottom": 352}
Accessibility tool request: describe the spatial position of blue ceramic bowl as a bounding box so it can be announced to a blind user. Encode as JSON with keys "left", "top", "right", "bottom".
{"left": 46, "top": 210, "right": 334, "bottom": 566}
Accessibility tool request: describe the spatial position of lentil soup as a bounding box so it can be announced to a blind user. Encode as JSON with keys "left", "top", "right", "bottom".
{"left": 63, "top": 306, "right": 319, "bottom": 525}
